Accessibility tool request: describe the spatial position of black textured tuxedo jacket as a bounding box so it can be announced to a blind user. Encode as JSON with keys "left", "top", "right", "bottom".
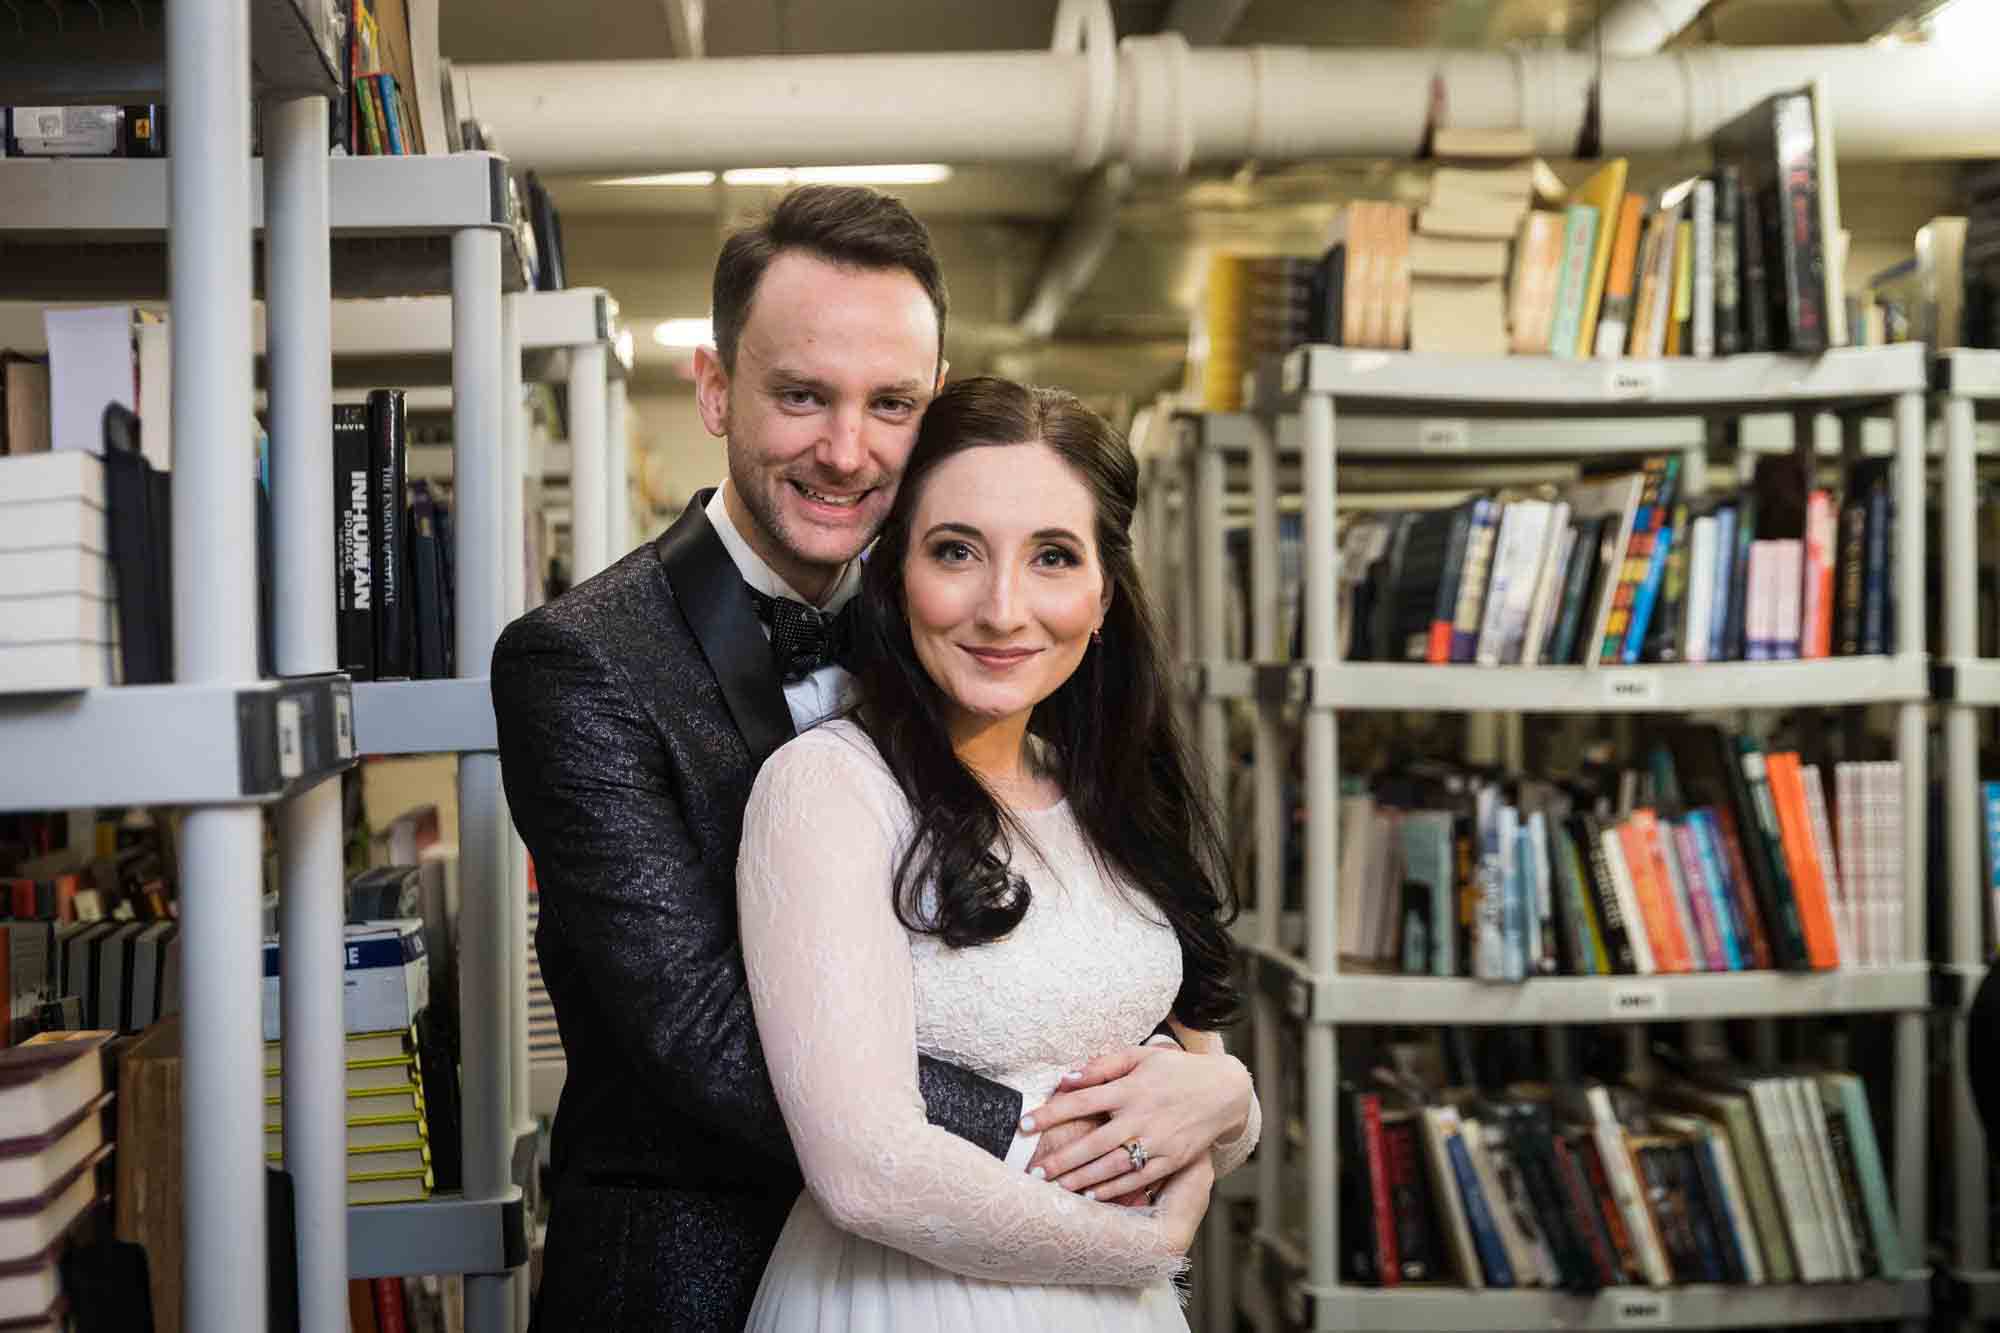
{"left": 492, "top": 493, "right": 1024, "bottom": 1331}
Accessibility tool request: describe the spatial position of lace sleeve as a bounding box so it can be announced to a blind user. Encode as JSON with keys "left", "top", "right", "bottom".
{"left": 738, "top": 735, "right": 1187, "bottom": 1288}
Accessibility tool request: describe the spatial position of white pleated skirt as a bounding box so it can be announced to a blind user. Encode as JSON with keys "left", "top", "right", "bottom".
{"left": 744, "top": 1195, "right": 1190, "bottom": 1333}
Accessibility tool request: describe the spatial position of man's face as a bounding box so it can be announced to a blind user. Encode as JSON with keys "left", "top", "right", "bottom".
{"left": 694, "top": 250, "right": 943, "bottom": 604}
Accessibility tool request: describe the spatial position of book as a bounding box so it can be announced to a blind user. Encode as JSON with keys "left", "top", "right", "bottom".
{"left": 1507, "top": 212, "right": 1565, "bottom": 354}
{"left": 1712, "top": 89, "right": 1828, "bottom": 353}
{"left": 333, "top": 403, "right": 375, "bottom": 680}
{"left": 1591, "top": 194, "right": 1647, "bottom": 358}
{"left": 1545, "top": 205, "right": 1600, "bottom": 361}
{"left": 1569, "top": 160, "right": 1631, "bottom": 357}
{"left": 1713, "top": 166, "right": 1744, "bottom": 354}
{"left": 367, "top": 389, "right": 414, "bottom": 679}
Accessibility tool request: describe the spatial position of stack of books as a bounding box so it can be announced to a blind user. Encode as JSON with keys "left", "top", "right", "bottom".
{"left": 1337, "top": 726, "right": 1906, "bottom": 981}
{"left": 0, "top": 453, "right": 116, "bottom": 693}
{"left": 264, "top": 1028, "right": 433, "bottom": 1206}
{"left": 262, "top": 919, "right": 435, "bottom": 1206}
{"left": 1411, "top": 131, "right": 1537, "bottom": 357}
{"left": 0, "top": 1032, "right": 116, "bottom": 1329}
{"left": 1341, "top": 1070, "right": 1903, "bottom": 1291}
{"left": 336, "top": 389, "right": 458, "bottom": 681}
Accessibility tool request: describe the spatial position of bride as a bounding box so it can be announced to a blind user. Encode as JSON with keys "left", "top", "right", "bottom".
{"left": 737, "top": 377, "right": 1262, "bottom": 1331}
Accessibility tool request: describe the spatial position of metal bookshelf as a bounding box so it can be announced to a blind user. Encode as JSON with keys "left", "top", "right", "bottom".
{"left": 1190, "top": 345, "right": 1935, "bottom": 1333}
{"left": 0, "top": 8, "right": 528, "bottom": 1326}
{"left": 1933, "top": 348, "right": 2000, "bottom": 1322}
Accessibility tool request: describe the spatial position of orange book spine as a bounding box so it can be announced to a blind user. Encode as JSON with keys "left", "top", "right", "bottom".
{"left": 1765, "top": 753, "right": 1842, "bottom": 968}
{"left": 1592, "top": 194, "right": 1647, "bottom": 358}
{"left": 1385, "top": 204, "right": 1413, "bottom": 351}
{"left": 1509, "top": 212, "right": 1564, "bottom": 354}
{"left": 1619, "top": 813, "right": 1691, "bottom": 973}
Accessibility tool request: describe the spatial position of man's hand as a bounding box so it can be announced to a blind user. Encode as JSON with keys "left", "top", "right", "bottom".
{"left": 1154, "top": 1153, "right": 1217, "bottom": 1252}
{"left": 1025, "top": 1115, "right": 1102, "bottom": 1179}
{"left": 1020, "top": 1045, "right": 1251, "bottom": 1202}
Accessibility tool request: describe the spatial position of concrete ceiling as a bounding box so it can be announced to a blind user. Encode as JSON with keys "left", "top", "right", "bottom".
{"left": 442, "top": 0, "right": 1962, "bottom": 405}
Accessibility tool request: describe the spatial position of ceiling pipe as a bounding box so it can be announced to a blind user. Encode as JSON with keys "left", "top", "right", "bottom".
{"left": 1573, "top": 0, "right": 1711, "bottom": 56}
{"left": 459, "top": 40, "right": 2000, "bottom": 171}
{"left": 1161, "top": 0, "right": 1253, "bottom": 46}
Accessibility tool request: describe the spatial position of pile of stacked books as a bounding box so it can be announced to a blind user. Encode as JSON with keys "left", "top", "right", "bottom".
{"left": 0, "top": 1032, "right": 116, "bottom": 1329}
{"left": 0, "top": 453, "right": 116, "bottom": 693}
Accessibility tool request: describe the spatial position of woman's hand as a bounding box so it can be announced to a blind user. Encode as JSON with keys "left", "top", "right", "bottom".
{"left": 1021, "top": 1044, "right": 1251, "bottom": 1201}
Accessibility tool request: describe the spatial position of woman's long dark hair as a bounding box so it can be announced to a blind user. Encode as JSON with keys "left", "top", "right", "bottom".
{"left": 850, "top": 377, "right": 1240, "bottom": 1030}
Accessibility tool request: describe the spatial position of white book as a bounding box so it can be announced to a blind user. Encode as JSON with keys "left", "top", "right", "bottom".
{"left": 1584, "top": 1086, "right": 1672, "bottom": 1285}
{"left": 1800, "top": 766, "right": 1849, "bottom": 968}
{"left": 0, "top": 1145, "right": 109, "bottom": 1266}
{"left": 0, "top": 640, "right": 116, "bottom": 693}
{"left": 1775, "top": 539, "right": 1804, "bottom": 659}
{"left": 1642, "top": 203, "right": 1682, "bottom": 357}
{"left": 135, "top": 313, "right": 172, "bottom": 472}
{"left": 1336, "top": 795, "right": 1376, "bottom": 958}
{"left": 1749, "top": 1078, "right": 1834, "bottom": 1281}
{"left": 1879, "top": 762, "right": 1905, "bottom": 966}
{"left": 1419, "top": 1106, "right": 1486, "bottom": 1288}
{"left": 0, "top": 594, "right": 114, "bottom": 647}
{"left": 1692, "top": 178, "right": 1717, "bottom": 358}
{"left": 1792, "top": 1077, "right": 1863, "bottom": 1279}
{"left": 1527, "top": 810, "right": 1555, "bottom": 975}
{"left": 0, "top": 546, "right": 110, "bottom": 601}
{"left": 1684, "top": 516, "right": 1718, "bottom": 663}
{"left": 0, "top": 498, "right": 107, "bottom": 555}
{"left": 1474, "top": 503, "right": 1528, "bottom": 666}
{"left": 42, "top": 306, "right": 135, "bottom": 457}
{"left": 1476, "top": 785, "right": 1505, "bottom": 979}
{"left": 1600, "top": 823, "right": 1657, "bottom": 975}
{"left": 1495, "top": 501, "right": 1555, "bottom": 665}
{"left": 1498, "top": 803, "right": 1523, "bottom": 981}
{"left": 1835, "top": 764, "right": 1867, "bottom": 968}
{"left": 1365, "top": 809, "right": 1402, "bottom": 963}
{"left": 1518, "top": 502, "right": 1573, "bottom": 666}
{"left": 0, "top": 451, "right": 106, "bottom": 507}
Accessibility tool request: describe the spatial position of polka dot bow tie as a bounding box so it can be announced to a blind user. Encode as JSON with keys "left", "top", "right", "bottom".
{"left": 748, "top": 589, "right": 855, "bottom": 683}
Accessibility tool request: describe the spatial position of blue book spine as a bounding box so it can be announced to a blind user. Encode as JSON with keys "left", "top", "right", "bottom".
{"left": 1709, "top": 506, "right": 1737, "bottom": 660}
{"left": 1690, "top": 811, "right": 1746, "bottom": 970}
{"left": 1500, "top": 806, "right": 1525, "bottom": 982}
{"left": 1620, "top": 527, "right": 1675, "bottom": 664}
{"left": 1984, "top": 782, "right": 2000, "bottom": 916}
{"left": 1446, "top": 1134, "right": 1517, "bottom": 1287}
{"left": 377, "top": 74, "right": 406, "bottom": 155}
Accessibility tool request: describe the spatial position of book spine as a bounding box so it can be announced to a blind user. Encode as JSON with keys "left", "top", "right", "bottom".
{"left": 1802, "top": 491, "right": 1834, "bottom": 658}
{"left": 1669, "top": 819, "right": 1729, "bottom": 971}
{"left": 1594, "top": 194, "right": 1646, "bottom": 359}
{"left": 371, "top": 1276, "right": 408, "bottom": 1333}
{"left": 1674, "top": 1143, "right": 1731, "bottom": 1283}
{"left": 1384, "top": 1117, "right": 1440, "bottom": 1280}
{"left": 1603, "top": 820, "right": 1659, "bottom": 975}
{"left": 1692, "top": 178, "right": 1717, "bottom": 358}
{"left": 1690, "top": 810, "right": 1749, "bottom": 970}
{"left": 1689, "top": 1137, "right": 1750, "bottom": 1282}
{"left": 1576, "top": 815, "right": 1638, "bottom": 973}
{"left": 1623, "top": 522, "right": 1676, "bottom": 664}
{"left": 1836, "top": 489, "right": 1866, "bottom": 656}
{"left": 1772, "top": 94, "right": 1829, "bottom": 353}
{"left": 1861, "top": 474, "right": 1889, "bottom": 655}
{"left": 376, "top": 74, "right": 406, "bottom": 154}
{"left": 332, "top": 405, "right": 376, "bottom": 680}
{"left": 1428, "top": 503, "right": 1475, "bottom": 663}
{"left": 1538, "top": 1128, "right": 1612, "bottom": 1287}
{"left": 1828, "top": 1076, "right": 1904, "bottom": 1276}
{"left": 1450, "top": 502, "right": 1499, "bottom": 663}
{"left": 1551, "top": 821, "right": 1608, "bottom": 975}
{"left": 1820, "top": 1103, "right": 1879, "bottom": 1276}
{"left": 1546, "top": 205, "right": 1600, "bottom": 361}
{"left": 1738, "top": 179, "right": 1773, "bottom": 352}
{"left": 355, "top": 76, "right": 383, "bottom": 155}
{"left": 368, "top": 389, "right": 413, "bottom": 679}
{"left": 1447, "top": 1132, "right": 1516, "bottom": 1287}
{"left": 1714, "top": 167, "right": 1743, "bottom": 355}
{"left": 1573, "top": 1131, "right": 1639, "bottom": 1284}
{"left": 1736, "top": 743, "right": 1812, "bottom": 968}
{"left": 1668, "top": 218, "right": 1694, "bottom": 356}
{"left": 1723, "top": 495, "right": 1757, "bottom": 660}
{"left": 1360, "top": 1094, "right": 1401, "bottom": 1284}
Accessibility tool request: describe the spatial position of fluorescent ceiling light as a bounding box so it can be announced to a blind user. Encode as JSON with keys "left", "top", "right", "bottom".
{"left": 614, "top": 328, "right": 636, "bottom": 368}
{"left": 596, "top": 164, "right": 953, "bottom": 188}
{"left": 653, "top": 318, "right": 713, "bottom": 349}
{"left": 1925, "top": 0, "right": 2000, "bottom": 44}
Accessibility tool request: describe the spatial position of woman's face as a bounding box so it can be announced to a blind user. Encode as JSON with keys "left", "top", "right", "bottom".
{"left": 901, "top": 441, "right": 1109, "bottom": 737}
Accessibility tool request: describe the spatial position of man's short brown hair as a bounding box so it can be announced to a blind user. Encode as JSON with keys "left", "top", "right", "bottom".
{"left": 711, "top": 184, "right": 949, "bottom": 373}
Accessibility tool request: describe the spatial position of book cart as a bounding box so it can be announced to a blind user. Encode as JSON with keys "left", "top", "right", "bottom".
{"left": 1935, "top": 348, "right": 2000, "bottom": 1324}
{"left": 0, "top": 1, "right": 557, "bottom": 1327}
{"left": 1180, "top": 343, "right": 1936, "bottom": 1332}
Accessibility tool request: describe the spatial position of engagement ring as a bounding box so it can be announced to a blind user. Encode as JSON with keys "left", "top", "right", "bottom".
{"left": 1124, "top": 1139, "right": 1148, "bottom": 1171}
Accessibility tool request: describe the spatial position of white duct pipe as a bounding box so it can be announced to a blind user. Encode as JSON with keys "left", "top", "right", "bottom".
{"left": 1576, "top": 0, "right": 1711, "bottom": 56}
{"left": 462, "top": 40, "right": 2000, "bottom": 170}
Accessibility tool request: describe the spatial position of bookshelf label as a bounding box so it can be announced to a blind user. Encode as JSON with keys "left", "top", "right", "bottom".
{"left": 1602, "top": 670, "right": 1662, "bottom": 705}
{"left": 275, "top": 698, "right": 305, "bottom": 781}
{"left": 1613, "top": 1294, "right": 1670, "bottom": 1326}
{"left": 333, "top": 691, "right": 355, "bottom": 760}
{"left": 1605, "top": 365, "right": 1663, "bottom": 400}
{"left": 1417, "top": 418, "right": 1472, "bottom": 453}
{"left": 1282, "top": 352, "right": 1304, "bottom": 395}
{"left": 1610, "top": 984, "right": 1666, "bottom": 1018}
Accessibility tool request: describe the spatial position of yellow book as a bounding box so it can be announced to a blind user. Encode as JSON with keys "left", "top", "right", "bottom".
{"left": 1668, "top": 219, "right": 1695, "bottom": 356}
{"left": 1568, "top": 159, "right": 1630, "bottom": 356}
{"left": 265, "top": 1115, "right": 426, "bottom": 1157}
{"left": 265, "top": 1029, "right": 412, "bottom": 1071}
{"left": 263, "top": 1055, "right": 416, "bottom": 1101}
{"left": 264, "top": 1082, "right": 423, "bottom": 1129}
{"left": 348, "top": 1169, "right": 433, "bottom": 1206}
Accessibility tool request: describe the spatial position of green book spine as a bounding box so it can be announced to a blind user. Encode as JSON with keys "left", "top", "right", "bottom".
{"left": 1546, "top": 204, "right": 1601, "bottom": 362}
{"left": 1819, "top": 1073, "right": 1904, "bottom": 1276}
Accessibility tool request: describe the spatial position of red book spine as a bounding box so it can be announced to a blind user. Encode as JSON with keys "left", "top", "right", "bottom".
{"left": 371, "top": 1278, "right": 408, "bottom": 1333}
{"left": 1359, "top": 1093, "right": 1400, "bottom": 1286}
{"left": 1574, "top": 1131, "right": 1641, "bottom": 1283}
{"left": 1551, "top": 1130, "right": 1619, "bottom": 1285}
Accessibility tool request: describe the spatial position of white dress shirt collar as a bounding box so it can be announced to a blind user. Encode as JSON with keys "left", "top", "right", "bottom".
{"left": 705, "top": 485, "right": 863, "bottom": 613}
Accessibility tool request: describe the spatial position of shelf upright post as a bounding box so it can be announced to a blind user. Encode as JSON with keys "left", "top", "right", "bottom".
{"left": 1195, "top": 419, "right": 1229, "bottom": 812}
{"left": 168, "top": 0, "right": 267, "bottom": 1328}
{"left": 1891, "top": 387, "right": 1929, "bottom": 1282}
{"left": 264, "top": 92, "right": 348, "bottom": 1333}
{"left": 567, "top": 342, "right": 610, "bottom": 582}
{"left": 1298, "top": 377, "right": 1340, "bottom": 1317}
{"left": 453, "top": 226, "right": 516, "bottom": 1333}
{"left": 608, "top": 377, "right": 631, "bottom": 563}
{"left": 1176, "top": 422, "right": 1200, "bottom": 671}
{"left": 499, "top": 295, "right": 535, "bottom": 1333}
{"left": 1940, "top": 373, "right": 1987, "bottom": 1279}
{"left": 1241, "top": 409, "right": 1284, "bottom": 1333}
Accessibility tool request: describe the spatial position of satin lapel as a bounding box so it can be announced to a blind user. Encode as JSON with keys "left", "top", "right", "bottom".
{"left": 653, "top": 491, "right": 794, "bottom": 763}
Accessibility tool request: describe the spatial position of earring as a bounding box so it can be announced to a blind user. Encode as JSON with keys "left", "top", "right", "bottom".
{"left": 1091, "top": 628, "right": 1102, "bottom": 645}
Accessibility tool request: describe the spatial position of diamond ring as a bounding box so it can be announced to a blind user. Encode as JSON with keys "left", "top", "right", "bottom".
{"left": 1125, "top": 1139, "right": 1148, "bottom": 1171}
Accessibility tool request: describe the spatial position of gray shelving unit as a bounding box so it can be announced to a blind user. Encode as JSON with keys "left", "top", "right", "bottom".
{"left": 1933, "top": 347, "right": 2000, "bottom": 1322}
{"left": 1188, "top": 344, "right": 1935, "bottom": 1333}
{"left": 0, "top": 10, "right": 525, "bottom": 1327}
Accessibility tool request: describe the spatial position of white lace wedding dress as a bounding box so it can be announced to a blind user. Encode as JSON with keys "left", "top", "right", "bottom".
{"left": 736, "top": 720, "right": 1260, "bottom": 1332}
